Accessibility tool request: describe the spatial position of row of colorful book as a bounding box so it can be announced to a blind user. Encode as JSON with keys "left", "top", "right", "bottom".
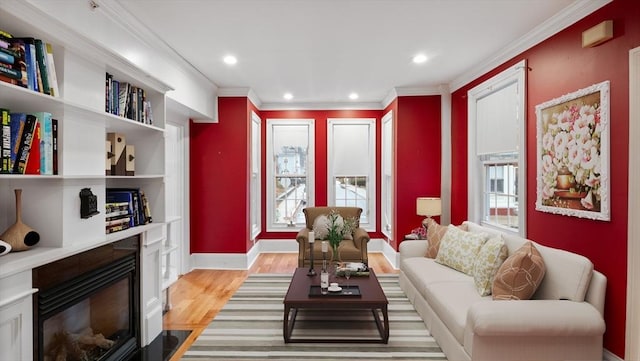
{"left": 0, "top": 109, "right": 57, "bottom": 175}
{"left": 0, "top": 28, "right": 59, "bottom": 96}
{"left": 105, "top": 72, "right": 154, "bottom": 125}
{"left": 105, "top": 188, "right": 152, "bottom": 234}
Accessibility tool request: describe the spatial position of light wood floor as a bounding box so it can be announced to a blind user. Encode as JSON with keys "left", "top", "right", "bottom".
{"left": 164, "top": 252, "right": 396, "bottom": 361}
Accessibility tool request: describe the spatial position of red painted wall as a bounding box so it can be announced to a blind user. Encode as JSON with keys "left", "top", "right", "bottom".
{"left": 190, "top": 97, "right": 250, "bottom": 253}
{"left": 451, "top": 1, "right": 638, "bottom": 356}
{"left": 393, "top": 96, "right": 442, "bottom": 247}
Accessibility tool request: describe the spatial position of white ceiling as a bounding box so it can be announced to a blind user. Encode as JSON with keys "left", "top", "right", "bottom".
{"left": 115, "top": 0, "right": 582, "bottom": 107}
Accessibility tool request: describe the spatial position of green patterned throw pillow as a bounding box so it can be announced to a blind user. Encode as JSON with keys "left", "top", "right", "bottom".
{"left": 435, "top": 226, "right": 489, "bottom": 275}
{"left": 472, "top": 236, "right": 508, "bottom": 296}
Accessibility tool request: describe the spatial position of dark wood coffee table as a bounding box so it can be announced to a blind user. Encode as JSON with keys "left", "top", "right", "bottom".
{"left": 283, "top": 267, "right": 389, "bottom": 343}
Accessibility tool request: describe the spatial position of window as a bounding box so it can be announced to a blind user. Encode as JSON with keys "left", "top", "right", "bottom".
{"left": 468, "top": 60, "right": 526, "bottom": 234}
{"left": 483, "top": 156, "right": 519, "bottom": 229}
{"left": 266, "top": 119, "right": 314, "bottom": 231}
{"left": 327, "top": 118, "right": 376, "bottom": 231}
{"left": 250, "top": 111, "right": 261, "bottom": 239}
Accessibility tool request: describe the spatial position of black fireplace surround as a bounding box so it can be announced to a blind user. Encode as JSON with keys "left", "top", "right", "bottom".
{"left": 33, "top": 236, "right": 141, "bottom": 361}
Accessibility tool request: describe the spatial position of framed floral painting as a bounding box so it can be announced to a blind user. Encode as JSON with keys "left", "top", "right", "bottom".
{"left": 535, "top": 80, "right": 610, "bottom": 221}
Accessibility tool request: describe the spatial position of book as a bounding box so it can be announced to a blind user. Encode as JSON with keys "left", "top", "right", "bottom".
{"left": 0, "top": 108, "right": 10, "bottom": 173}
{"left": 335, "top": 262, "right": 370, "bottom": 277}
{"left": 45, "top": 43, "right": 59, "bottom": 97}
{"left": 34, "top": 111, "right": 52, "bottom": 174}
{"left": 105, "top": 216, "right": 131, "bottom": 227}
{"left": 140, "top": 191, "right": 152, "bottom": 224}
{"left": 6, "top": 38, "right": 27, "bottom": 87}
{"left": 106, "top": 189, "right": 136, "bottom": 227}
{"left": 108, "top": 188, "right": 147, "bottom": 226}
{"left": 106, "top": 223, "right": 130, "bottom": 234}
{"left": 12, "top": 113, "right": 37, "bottom": 174}
{"left": 0, "top": 47, "right": 16, "bottom": 65}
{"left": 9, "top": 112, "right": 26, "bottom": 171}
{"left": 24, "top": 120, "right": 40, "bottom": 174}
{"left": 118, "top": 82, "right": 130, "bottom": 118}
{"left": 34, "top": 39, "right": 50, "bottom": 95}
{"left": 52, "top": 118, "right": 58, "bottom": 174}
{"left": 0, "top": 62, "right": 22, "bottom": 80}
{"left": 13, "top": 38, "right": 37, "bottom": 91}
{"left": 105, "top": 72, "right": 112, "bottom": 113}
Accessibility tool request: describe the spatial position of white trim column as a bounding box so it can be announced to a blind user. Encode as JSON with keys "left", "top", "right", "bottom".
{"left": 626, "top": 46, "right": 640, "bottom": 361}
{"left": 440, "top": 84, "right": 452, "bottom": 225}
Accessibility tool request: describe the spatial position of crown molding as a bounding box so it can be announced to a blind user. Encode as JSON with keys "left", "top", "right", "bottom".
{"left": 449, "top": 0, "right": 613, "bottom": 91}
{"left": 218, "top": 87, "right": 263, "bottom": 109}
{"left": 98, "top": 0, "right": 217, "bottom": 88}
{"left": 260, "top": 102, "right": 384, "bottom": 111}
{"left": 381, "top": 86, "right": 442, "bottom": 109}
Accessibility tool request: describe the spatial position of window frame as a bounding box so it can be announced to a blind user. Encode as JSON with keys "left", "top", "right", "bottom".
{"left": 467, "top": 60, "right": 526, "bottom": 235}
{"left": 250, "top": 111, "right": 261, "bottom": 239}
{"left": 381, "top": 111, "right": 394, "bottom": 239}
{"left": 265, "top": 118, "right": 315, "bottom": 232}
{"left": 327, "top": 118, "right": 376, "bottom": 232}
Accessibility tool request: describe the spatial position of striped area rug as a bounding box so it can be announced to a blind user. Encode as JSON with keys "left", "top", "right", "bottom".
{"left": 181, "top": 273, "right": 447, "bottom": 360}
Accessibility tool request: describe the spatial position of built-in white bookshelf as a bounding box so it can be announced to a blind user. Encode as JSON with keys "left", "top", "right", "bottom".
{"left": 0, "top": 2, "right": 175, "bottom": 358}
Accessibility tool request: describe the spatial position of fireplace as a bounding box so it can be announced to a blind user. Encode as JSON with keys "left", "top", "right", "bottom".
{"left": 33, "top": 236, "right": 140, "bottom": 361}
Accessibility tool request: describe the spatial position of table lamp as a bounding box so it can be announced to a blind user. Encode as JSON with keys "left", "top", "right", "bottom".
{"left": 416, "top": 197, "right": 441, "bottom": 225}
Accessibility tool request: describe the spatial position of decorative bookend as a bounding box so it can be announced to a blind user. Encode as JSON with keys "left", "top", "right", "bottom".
{"left": 0, "top": 189, "right": 40, "bottom": 252}
{"left": 105, "top": 140, "right": 113, "bottom": 175}
{"left": 106, "top": 132, "right": 126, "bottom": 175}
{"left": 125, "top": 145, "right": 135, "bottom": 176}
{"left": 79, "top": 188, "right": 99, "bottom": 219}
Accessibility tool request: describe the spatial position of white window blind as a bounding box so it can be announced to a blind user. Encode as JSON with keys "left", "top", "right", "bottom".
{"left": 476, "top": 81, "right": 519, "bottom": 155}
{"left": 331, "top": 123, "right": 371, "bottom": 176}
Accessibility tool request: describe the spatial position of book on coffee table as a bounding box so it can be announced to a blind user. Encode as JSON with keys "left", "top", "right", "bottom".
{"left": 335, "top": 262, "right": 370, "bottom": 277}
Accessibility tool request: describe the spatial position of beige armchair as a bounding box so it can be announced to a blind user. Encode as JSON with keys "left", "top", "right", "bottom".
{"left": 295, "top": 206, "right": 370, "bottom": 268}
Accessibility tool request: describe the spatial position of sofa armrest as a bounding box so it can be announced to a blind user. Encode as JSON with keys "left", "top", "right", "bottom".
{"left": 353, "top": 227, "right": 370, "bottom": 250}
{"left": 399, "top": 240, "right": 428, "bottom": 267}
{"left": 467, "top": 300, "right": 605, "bottom": 337}
{"left": 296, "top": 228, "right": 309, "bottom": 245}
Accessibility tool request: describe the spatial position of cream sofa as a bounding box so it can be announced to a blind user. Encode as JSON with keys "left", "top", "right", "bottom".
{"left": 399, "top": 221, "right": 607, "bottom": 361}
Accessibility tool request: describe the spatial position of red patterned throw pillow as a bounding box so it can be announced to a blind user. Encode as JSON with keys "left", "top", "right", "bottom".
{"left": 492, "top": 241, "right": 546, "bottom": 300}
{"left": 425, "top": 219, "right": 450, "bottom": 258}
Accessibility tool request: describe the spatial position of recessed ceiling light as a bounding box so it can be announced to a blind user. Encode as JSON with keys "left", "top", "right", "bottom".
{"left": 413, "top": 54, "right": 428, "bottom": 64}
{"left": 283, "top": 93, "right": 293, "bottom": 100}
{"left": 223, "top": 55, "right": 237, "bottom": 65}
{"left": 349, "top": 93, "right": 359, "bottom": 100}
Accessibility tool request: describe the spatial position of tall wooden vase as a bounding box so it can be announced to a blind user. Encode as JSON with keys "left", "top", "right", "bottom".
{"left": 0, "top": 189, "right": 40, "bottom": 252}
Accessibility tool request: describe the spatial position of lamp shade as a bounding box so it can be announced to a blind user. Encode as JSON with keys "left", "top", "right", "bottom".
{"left": 416, "top": 197, "right": 441, "bottom": 217}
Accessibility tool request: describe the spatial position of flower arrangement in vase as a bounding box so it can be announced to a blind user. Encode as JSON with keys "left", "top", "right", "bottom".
{"left": 313, "top": 210, "right": 357, "bottom": 258}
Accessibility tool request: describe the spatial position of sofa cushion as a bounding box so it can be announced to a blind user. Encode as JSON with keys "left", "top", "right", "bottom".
{"left": 402, "top": 257, "right": 473, "bottom": 295}
{"left": 435, "top": 225, "right": 489, "bottom": 275}
{"left": 472, "top": 236, "right": 508, "bottom": 296}
{"left": 465, "top": 222, "right": 595, "bottom": 302}
{"left": 492, "top": 241, "right": 546, "bottom": 300}
{"left": 501, "top": 234, "right": 594, "bottom": 302}
{"left": 424, "top": 280, "right": 487, "bottom": 344}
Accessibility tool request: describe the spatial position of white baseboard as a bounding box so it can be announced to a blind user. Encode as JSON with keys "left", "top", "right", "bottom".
{"left": 190, "top": 238, "right": 397, "bottom": 270}
{"left": 603, "top": 349, "right": 623, "bottom": 361}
